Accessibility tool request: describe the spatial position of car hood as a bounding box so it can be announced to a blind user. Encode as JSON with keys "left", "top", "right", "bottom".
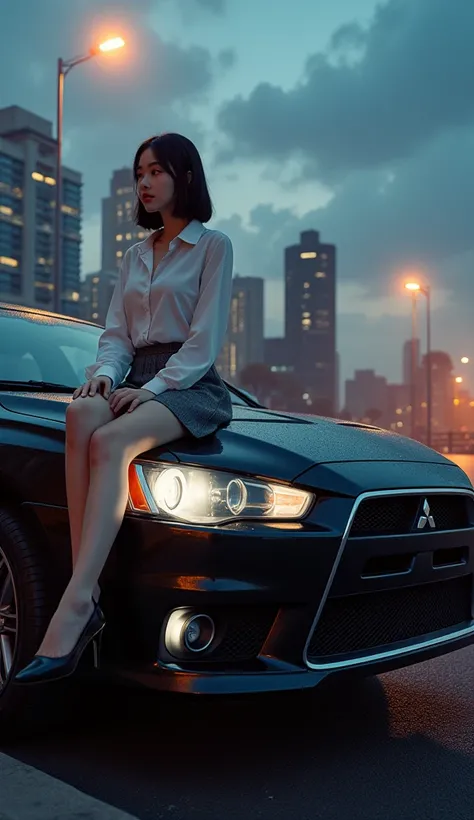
{"left": 0, "top": 390, "right": 71, "bottom": 424}
{"left": 164, "top": 406, "right": 458, "bottom": 489}
{"left": 1, "top": 393, "right": 464, "bottom": 491}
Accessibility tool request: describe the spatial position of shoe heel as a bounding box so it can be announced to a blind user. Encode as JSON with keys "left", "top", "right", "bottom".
{"left": 92, "top": 629, "right": 104, "bottom": 670}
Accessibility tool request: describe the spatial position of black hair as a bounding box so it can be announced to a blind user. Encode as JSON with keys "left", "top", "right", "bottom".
{"left": 133, "top": 133, "right": 213, "bottom": 230}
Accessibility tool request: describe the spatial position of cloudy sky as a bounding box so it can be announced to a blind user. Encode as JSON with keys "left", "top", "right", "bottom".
{"left": 1, "top": 0, "right": 474, "bottom": 392}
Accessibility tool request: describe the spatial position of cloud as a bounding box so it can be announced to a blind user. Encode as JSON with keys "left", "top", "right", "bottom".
{"left": 217, "top": 0, "right": 474, "bottom": 178}
{"left": 208, "top": 0, "right": 474, "bottom": 386}
{"left": 161, "top": 0, "right": 226, "bottom": 16}
{"left": 215, "top": 124, "right": 474, "bottom": 292}
{"left": 0, "top": 1, "right": 215, "bottom": 125}
{"left": 196, "top": 0, "right": 226, "bottom": 12}
{"left": 218, "top": 48, "right": 237, "bottom": 71}
{"left": 0, "top": 0, "right": 220, "bottom": 213}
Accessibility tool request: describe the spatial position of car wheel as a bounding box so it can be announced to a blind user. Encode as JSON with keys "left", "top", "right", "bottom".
{"left": 0, "top": 507, "right": 53, "bottom": 737}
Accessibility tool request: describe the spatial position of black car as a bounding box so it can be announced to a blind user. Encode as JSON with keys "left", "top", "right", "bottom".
{"left": 1, "top": 302, "right": 474, "bottom": 732}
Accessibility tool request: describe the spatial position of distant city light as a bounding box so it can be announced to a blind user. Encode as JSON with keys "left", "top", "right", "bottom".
{"left": 455, "top": 376, "right": 463, "bottom": 384}
{"left": 461, "top": 356, "right": 469, "bottom": 364}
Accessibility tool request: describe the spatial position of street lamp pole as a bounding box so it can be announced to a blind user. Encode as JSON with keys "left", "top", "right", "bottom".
{"left": 53, "top": 58, "right": 65, "bottom": 315}
{"left": 52, "top": 38, "right": 125, "bottom": 314}
{"left": 410, "top": 292, "right": 417, "bottom": 439}
{"left": 425, "top": 285, "right": 432, "bottom": 448}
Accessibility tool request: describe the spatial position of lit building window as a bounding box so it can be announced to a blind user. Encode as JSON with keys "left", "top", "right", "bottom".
{"left": 92, "top": 312, "right": 99, "bottom": 320}
{"left": 303, "top": 282, "right": 310, "bottom": 289}
{"left": 116, "top": 234, "right": 123, "bottom": 241}
{"left": 300, "top": 252, "right": 317, "bottom": 259}
{"left": 92, "top": 277, "right": 99, "bottom": 284}
{"left": 125, "top": 232, "right": 132, "bottom": 240}
{"left": 0, "top": 205, "right": 13, "bottom": 216}
{"left": 0, "top": 256, "right": 19, "bottom": 267}
{"left": 44, "top": 176, "right": 56, "bottom": 186}
{"left": 61, "top": 205, "right": 78, "bottom": 215}
{"left": 302, "top": 318, "right": 311, "bottom": 327}
{"left": 116, "top": 251, "right": 123, "bottom": 258}
{"left": 138, "top": 231, "right": 146, "bottom": 239}
{"left": 32, "top": 172, "right": 44, "bottom": 182}
{"left": 315, "top": 271, "right": 326, "bottom": 279}
{"left": 302, "top": 311, "right": 311, "bottom": 318}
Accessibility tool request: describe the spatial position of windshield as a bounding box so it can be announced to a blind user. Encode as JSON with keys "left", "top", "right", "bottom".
{"left": 0, "top": 312, "right": 102, "bottom": 387}
{"left": 0, "top": 310, "right": 256, "bottom": 405}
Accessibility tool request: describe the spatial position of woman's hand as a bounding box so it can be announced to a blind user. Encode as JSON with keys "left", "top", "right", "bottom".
{"left": 73, "top": 376, "right": 113, "bottom": 400}
{"left": 109, "top": 387, "right": 155, "bottom": 415}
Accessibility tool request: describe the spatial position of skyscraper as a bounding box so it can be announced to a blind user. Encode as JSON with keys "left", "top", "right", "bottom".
{"left": 101, "top": 168, "right": 148, "bottom": 271}
{"left": 0, "top": 106, "right": 82, "bottom": 316}
{"left": 419, "top": 351, "right": 454, "bottom": 433}
{"left": 216, "top": 275, "right": 264, "bottom": 382}
{"left": 345, "top": 369, "right": 388, "bottom": 421}
{"left": 80, "top": 270, "right": 118, "bottom": 325}
{"left": 284, "top": 230, "right": 336, "bottom": 414}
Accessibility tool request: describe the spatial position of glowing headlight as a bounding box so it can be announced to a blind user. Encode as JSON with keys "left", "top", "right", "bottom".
{"left": 129, "top": 462, "right": 314, "bottom": 524}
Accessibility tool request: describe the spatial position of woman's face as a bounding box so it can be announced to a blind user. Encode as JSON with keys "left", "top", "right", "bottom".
{"left": 136, "top": 147, "right": 175, "bottom": 215}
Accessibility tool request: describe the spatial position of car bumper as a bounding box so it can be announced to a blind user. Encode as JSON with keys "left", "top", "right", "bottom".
{"left": 31, "top": 487, "right": 474, "bottom": 695}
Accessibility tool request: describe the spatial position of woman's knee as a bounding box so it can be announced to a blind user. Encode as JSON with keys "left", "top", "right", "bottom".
{"left": 66, "top": 395, "right": 113, "bottom": 445}
{"left": 89, "top": 424, "right": 122, "bottom": 465}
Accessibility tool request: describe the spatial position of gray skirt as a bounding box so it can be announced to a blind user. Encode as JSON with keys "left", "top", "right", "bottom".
{"left": 118, "top": 342, "right": 233, "bottom": 439}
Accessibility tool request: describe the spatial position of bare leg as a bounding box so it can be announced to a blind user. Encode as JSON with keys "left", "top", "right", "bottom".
{"left": 65, "top": 395, "right": 115, "bottom": 600}
{"left": 66, "top": 395, "right": 115, "bottom": 565}
{"left": 37, "top": 401, "right": 186, "bottom": 658}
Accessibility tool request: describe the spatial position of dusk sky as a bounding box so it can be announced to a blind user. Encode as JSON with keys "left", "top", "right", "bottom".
{"left": 1, "top": 0, "right": 473, "bottom": 389}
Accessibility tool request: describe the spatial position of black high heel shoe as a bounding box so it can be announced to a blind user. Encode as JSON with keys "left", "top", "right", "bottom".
{"left": 14, "top": 601, "right": 106, "bottom": 685}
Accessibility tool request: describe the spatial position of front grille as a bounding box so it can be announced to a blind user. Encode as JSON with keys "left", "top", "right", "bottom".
{"left": 307, "top": 575, "right": 472, "bottom": 662}
{"left": 350, "top": 495, "right": 471, "bottom": 537}
{"left": 205, "top": 607, "right": 277, "bottom": 663}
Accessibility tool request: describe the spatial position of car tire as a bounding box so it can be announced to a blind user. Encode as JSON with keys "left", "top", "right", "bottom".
{"left": 0, "top": 506, "right": 58, "bottom": 738}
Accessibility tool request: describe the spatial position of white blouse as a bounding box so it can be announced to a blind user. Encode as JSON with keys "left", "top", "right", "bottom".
{"left": 85, "top": 220, "right": 234, "bottom": 395}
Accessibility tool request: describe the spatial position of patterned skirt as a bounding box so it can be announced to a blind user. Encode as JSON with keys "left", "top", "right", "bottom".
{"left": 118, "top": 342, "right": 233, "bottom": 439}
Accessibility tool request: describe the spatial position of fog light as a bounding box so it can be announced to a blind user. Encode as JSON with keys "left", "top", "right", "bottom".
{"left": 164, "top": 609, "right": 216, "bottom": 658}
{"left": 183, "top": 614, "right": 215, "bottom": 653}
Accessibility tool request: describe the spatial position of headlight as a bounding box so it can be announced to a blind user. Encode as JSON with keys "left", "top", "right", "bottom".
{"left": 128, "top": 462, "right": 314, "bottom": 524}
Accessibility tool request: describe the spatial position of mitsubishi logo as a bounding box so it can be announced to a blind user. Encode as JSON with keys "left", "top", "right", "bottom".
{"left": 417, "top": 499, "right": 436, "bottom": 529}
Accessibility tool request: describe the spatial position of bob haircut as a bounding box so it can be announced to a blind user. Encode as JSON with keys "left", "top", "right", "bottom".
{"left": 133, "top": 133, "right": 213, "bottom": 230}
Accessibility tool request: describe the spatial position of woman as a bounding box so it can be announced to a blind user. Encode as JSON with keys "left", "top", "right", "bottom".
{"left": 15, "top": 133, "right": 234, "bottom": 685}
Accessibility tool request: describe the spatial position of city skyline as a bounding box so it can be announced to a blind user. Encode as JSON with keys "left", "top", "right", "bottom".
{"left": 0, "top": 0, "right": 473, "bottom": 389}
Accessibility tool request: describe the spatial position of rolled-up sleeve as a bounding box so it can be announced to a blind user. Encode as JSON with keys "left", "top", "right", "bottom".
{"left": 84, "top": 250, "right": 135, "bottom": 390}
{"left": 142, "top": 233, "right": 233, "bottom": 395}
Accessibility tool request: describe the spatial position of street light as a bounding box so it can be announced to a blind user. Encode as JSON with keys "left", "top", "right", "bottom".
{"left": 404, "top": 282, "right": 418, "bottom": 438}
{"left": 405, "top": 281, "right": 432, "bottom": 447}
{"left": 53, "top": 36, "right": 125, "bottom": 314}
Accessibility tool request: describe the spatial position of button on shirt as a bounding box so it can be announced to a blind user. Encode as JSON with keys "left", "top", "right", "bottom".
{"left": 85, "top": 220, "right": 234, "bottom": 395}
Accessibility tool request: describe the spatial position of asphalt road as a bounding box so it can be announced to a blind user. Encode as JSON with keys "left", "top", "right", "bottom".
{"left": 3, "top": 644, "right": 474, "bottom": 820}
